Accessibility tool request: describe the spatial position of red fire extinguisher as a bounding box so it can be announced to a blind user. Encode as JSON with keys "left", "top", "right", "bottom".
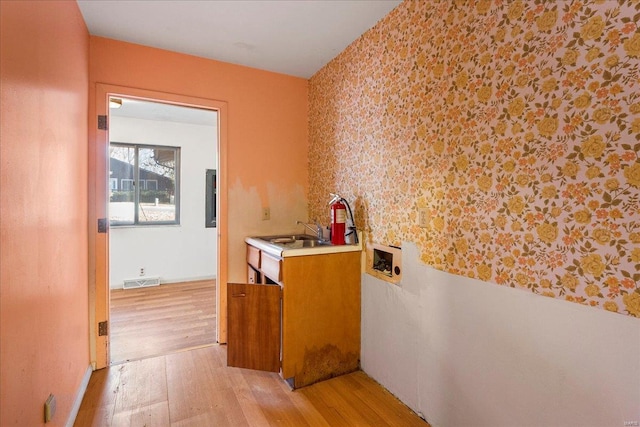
{"left": 330, "top": 197, "right": 346, "bottom": 245}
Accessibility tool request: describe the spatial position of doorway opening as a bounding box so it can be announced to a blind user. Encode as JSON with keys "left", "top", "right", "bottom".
{"left": 107, "top": 96, "right": 218, "bottom": 364}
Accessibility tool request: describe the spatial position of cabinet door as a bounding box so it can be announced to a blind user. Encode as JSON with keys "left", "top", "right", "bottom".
{"left": 227, "top": 283, "right": 281, "bottom": 372}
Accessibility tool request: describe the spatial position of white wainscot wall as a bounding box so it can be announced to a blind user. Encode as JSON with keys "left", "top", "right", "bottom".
{"left": 109, "top": 116, "right": 217, "bottom": 288}
{"left": 361, "top": 242, "right": 640, "bottom": 427}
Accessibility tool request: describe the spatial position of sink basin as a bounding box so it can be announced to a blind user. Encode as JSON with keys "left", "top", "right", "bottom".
{"left": 299, "top": 239, "right": 329, "bottom": 248}
{"left": 268, "top": 235, "right": 312, "bottom": 244}
{"left": 254, "top": 234, "right": 332, "bottom": 249}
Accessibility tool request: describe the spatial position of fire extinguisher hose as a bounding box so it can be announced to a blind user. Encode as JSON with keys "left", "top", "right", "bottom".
{"left": 341, "top": 197, "right": 359, "bottom": 244}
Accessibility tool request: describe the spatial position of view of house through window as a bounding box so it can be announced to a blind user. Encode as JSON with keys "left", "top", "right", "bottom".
{"left": 109, "top": 143, "right": 180, "bottom": 225}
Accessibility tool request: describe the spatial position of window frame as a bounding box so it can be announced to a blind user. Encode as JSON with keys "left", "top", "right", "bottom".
{"left": 109, "top": 142, "right": 181, "bottom": 227}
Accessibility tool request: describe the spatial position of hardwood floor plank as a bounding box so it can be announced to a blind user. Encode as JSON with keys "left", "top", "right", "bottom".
{"left": 272, "top": 373, "right": 332, "bottom": 427}
{"left": 225, "top": 367, "right": 273, "bottom": 427}
{"left": 76, "top": 342, "right": 429, "bottom": 427}
{"left": 74, "top": 403, "right": 115, "bottom": 427}
{"left": 111, "top": 401, "right": 170, "bottom": 427}
{"left": 243, "top": 369, "right": 311, "bottom": 426}
{"left": 73, "top": 365, "right": 119, "bottom": 426}
{"left": 213, "top": 388, "right": 252, "bottom": 427}
{"left": 327, "top": 375, "right": 401, "bottom": 425}
{"left": 110, "top": 280, "right": 216, "bottom": 363}
{"left": 299, "top": 379, "right": 370, "bottom": 426}
{"left": 113, "top": 357, "right": 167, "bottom": 413}
{"left": 348, "top": 371, "right": 426, "bottom": 425}
{"left": 166, "top": 347, "right": 239, "bottom": 425}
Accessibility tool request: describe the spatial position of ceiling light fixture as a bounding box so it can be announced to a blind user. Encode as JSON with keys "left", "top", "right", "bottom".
{"left": 109, "top": 98, "right": 122, "bottom": 109}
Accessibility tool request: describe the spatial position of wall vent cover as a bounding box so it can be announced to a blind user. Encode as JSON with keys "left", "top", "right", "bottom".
{"left": 123, "top": 277, "right": 160, "bottom": 289}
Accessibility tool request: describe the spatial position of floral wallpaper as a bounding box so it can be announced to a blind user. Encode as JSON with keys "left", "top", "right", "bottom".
{"left": 308, "top": 0, "right": 640, "bottom": 318}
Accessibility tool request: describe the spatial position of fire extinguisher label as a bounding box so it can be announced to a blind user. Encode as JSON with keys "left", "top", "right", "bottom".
{"left": 335, "top": 209, "right": 346, "bottom": 223}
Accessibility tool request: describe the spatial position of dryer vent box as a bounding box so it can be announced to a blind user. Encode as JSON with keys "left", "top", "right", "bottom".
{"left": 366, "top": 243, "right": 402, "bottom": 285}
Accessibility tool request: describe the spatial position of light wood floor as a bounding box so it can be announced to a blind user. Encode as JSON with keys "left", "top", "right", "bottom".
{"left": 74, "top": 345, "right": 429, "bottom": 426}
{"left": 110, "top": 280, "right": 216, "bottom": 364}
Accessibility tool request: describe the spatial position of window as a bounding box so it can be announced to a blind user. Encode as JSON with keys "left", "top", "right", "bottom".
{"left": 109, "top": 143, "right": 180, "bottom": 225}
{"left": 205, "top": 169, "right": 216, "bottom": 228}
{"left": 146, "top": 180, "right": 158, "bottom": 190}
{"left": 121, "top": 179, "right": 133, "bottom": 191}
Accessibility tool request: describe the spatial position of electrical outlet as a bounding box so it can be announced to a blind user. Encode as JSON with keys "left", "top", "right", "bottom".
{"left": 418, "top": 208, "right": 429, "bottom": 228}
{"left": 262, "top": 207, "right": 270, "bottom": 221}
{"left": 140, "top": 267, "right": 145, "bottom": 276}
{"left": 44, "top": 394, "right": 56, "bottom": 423}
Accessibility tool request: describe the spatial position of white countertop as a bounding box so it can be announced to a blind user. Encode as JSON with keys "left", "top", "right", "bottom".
{"left": 245, "top": 232, "right": 363, "bottom": 258}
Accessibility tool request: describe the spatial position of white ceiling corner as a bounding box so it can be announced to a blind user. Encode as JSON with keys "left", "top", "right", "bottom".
{"left": 76, "top": 0, "right": 402, "bottom": 79}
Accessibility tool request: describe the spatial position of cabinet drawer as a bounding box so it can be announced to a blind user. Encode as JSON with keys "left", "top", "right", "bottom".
{"left": 247, "top": 245, "right": 261, "bottom": 269}
{"left": 261, "top": 252, "right": 282, "bottom": 283}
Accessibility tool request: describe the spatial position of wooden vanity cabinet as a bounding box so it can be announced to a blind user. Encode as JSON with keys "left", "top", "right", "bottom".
{"left": 228, "top": 243, "right": 361, "bottom": 389}
{"left": 280, "top": 251, "right": 361, "bottom": 388}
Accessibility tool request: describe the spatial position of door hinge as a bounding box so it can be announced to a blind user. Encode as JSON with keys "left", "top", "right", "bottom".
{"left": 98, "top": 115, "right": 108, "bottom": 130}
{"left": 98, "top": 218, "right": 108, "bottom": 233}
{"left": 98, "top": 320, "right": 108, "bottom": 336}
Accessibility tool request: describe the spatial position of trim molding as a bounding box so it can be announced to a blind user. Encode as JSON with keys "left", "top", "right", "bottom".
{"left": 110, "top": 275, "right": 217, "bottom": 290}
{"left": 65, "top": 365, "right": 92, "bottom": 427}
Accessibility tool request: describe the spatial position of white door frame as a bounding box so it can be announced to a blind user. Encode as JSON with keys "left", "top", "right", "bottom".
{"left": 89, "top": 83, "right": 228, "bottom": 369}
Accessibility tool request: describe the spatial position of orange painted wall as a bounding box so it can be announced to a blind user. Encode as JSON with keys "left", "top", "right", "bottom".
{"left": 0, "top": 1, "right": 90, "bottom": 426}
{"left": 88, "top": 37, "right": 309, "bottom": 284}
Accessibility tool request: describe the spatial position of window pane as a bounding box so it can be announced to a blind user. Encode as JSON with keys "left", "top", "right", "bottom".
{"left": 138, "top": 147, "right": 176, "bottom": 223}
{"left": 109, "top": 145, "right": 135, "bottom": 224}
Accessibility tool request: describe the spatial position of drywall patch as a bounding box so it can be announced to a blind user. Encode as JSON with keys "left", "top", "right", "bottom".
{"left": 361, "top": 241, "right": 640, "bottom": 426}
{"left": 228, "top": 179, "right": 307, "bottom": 282}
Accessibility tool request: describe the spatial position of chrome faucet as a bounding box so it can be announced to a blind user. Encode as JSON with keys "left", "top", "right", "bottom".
{"left": 297, "top": 220, "right": 323, "bottom": 240}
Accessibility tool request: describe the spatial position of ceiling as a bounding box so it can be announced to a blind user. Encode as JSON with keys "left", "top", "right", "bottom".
{"left": 77, "top": 0, "right": 402, "bottom": 79}
{"left": 109, "top": 97, "right": 218, "bottom": 126}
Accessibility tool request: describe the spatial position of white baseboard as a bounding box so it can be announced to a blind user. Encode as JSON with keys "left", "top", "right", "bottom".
{"left": 161, "top": 275, "right": 216, "bottom": 284}
{"left": 66, "top": 364, "right": 92, "bottom": 427}
{"left": 110, "top": 275, "right": 216, "bottom": 289}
